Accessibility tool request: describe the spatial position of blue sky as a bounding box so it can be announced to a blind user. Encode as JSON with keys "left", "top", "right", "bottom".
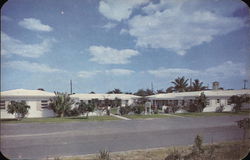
{"left": 1, "top": 0, "right": 250, "bottom": 93}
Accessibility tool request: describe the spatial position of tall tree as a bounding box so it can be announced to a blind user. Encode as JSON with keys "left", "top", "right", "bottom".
{"left": 134, "top": 89, "right": 154, "bottom": 96}
{"left": 7, "top": 101, "right": 30, "bottom": 120}
{"left": 195, "top": 92, "right": 207, "bottom": 112}
{"left": 171, "top": 76, "right": 189, "bottom": 92}
{"left": 156, "top": 89, "right": 165, "bottom": 94}
{"left": 191, "top": 79, "right": 207, "bottom": 91}
{"left": 107, "top": 88, "right": 122, "bottom": 94}
{"left": 49, "top": 92, "right": 74, "bottom": 117}
{"left": 37, "top": 88, "right": 45, "bottom": 91}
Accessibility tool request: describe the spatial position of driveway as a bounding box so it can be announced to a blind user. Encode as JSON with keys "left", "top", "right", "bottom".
{"left": 1, "top": 115, "right": 248, "bottom": 159}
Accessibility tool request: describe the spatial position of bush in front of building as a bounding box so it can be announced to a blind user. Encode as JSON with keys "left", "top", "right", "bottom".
{"left": 120, "top": 106, "right": 131, "bottom": 115}
{"left": 77, "top": 101, "right": 95, "bottom": 118}
{"left": 7, "top": 101, "right": 30, "bottom": 120}
{"left": 216, "top": 105, "right": 224, "bottom": 113}
{"left": 132, "top": 105, "right": 144, "bottom": 114}
{"left": 229, "top": 94, "right": 250, "bottom": 113}
{"left": 49, "top": 92, "right": 74, "bottom": 117}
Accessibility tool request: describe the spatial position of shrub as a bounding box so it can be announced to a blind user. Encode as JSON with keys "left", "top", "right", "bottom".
{"left": 7, "top": 101, "right": 30, "bottom": 120}
{"left": 236, "top": 118, "right": 250, "bottom": 140}
{"left": 171, "top": 105, "right": 179, "bottom": 113}
{"left": 216, "top": 105, "right": 224, "bottom": 113}
{"left": 120, "top": 106, "right": 131, "bottom": 115}
{"left": 193, "top": 134, "right": 204, "bottom": 154}
{"left": 186, "top": 103, "right": 197, "bottom": 112}
{"left": 132, "top": 105, "right": 144, "bottom": 114}
{"left": 66, "top": 107, "right": 80, "bottom": 116}
{"left": 165, "top": 149, "right": 181, "bottom": 160}
{"left": 97, "top": 149, "right": 110, "bottom": 160}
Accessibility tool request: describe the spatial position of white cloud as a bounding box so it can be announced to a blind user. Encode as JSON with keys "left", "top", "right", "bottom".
{"left": 89, "top": 45, "right": 139, "bottom": 64}
{"left": 205, "top": 61, "right": 246, "bottom": 77}
{"left": 120, "top": 28, "right": 129, "bottom": 34}
{"left": 148, "top": 61, "right": 246, "bottom": 79}
{"left": 1, "top": 32, "right": 55, "bottom": 58}
{"left": 148, "top": 68, "right": 199, "bottom": 78}
{"left": 105, "top": 69, "right": 134, "bottom": 75}
{"left": 128, "top": 0, "right": 246, "bottom": 55}
{"left": 3, "top": 61, "right": 62, "bottom": 73}
{"left": 102, "top": 22, "right": 117, "bottom": 29}
{"left": 99, "top": 0, "right": 149, "bottom": 21}
{"left": 78, "top": 69, "right": 134, "bottom": 78}
{"left": 18, "top": 18, "right": 53, "bottom": 32}
{"left": 78, "top": 71, "right": 100, "bottom": 78}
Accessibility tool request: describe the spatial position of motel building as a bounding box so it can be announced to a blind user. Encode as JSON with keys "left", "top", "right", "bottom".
{"left": 0, "top": 89, "right": 139, "bottom": 119}
{"left": 1, "top": 88, "right": 250, "bottom": 119}
{"left": 0, "top": 89, "right": 55, "bottom": 119}
{"left": 147, "top": 89, "right": 250, "bottom": 113}
{"left": 70, "top": 93, "right": 140, "bottom": 107}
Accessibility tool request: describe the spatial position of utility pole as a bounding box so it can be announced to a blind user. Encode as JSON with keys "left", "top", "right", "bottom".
{"left": 189, "top": 78, "right": 192, "bottom": 90}
{"left": 243, "top": 80, "right": 248, "bottom": 89}
{"left": 70, "top": 80, "right": 72, "bottom": 94}
{"left": 151, "top": 82, "right": 154, "bottom": 93}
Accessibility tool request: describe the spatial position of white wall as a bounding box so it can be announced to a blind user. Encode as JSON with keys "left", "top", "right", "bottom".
{"left": 1, "top": 99, "right": 55, "bottom": 119}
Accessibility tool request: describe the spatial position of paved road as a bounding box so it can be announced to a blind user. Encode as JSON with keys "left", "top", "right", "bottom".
{"left": 1, "top": 115, "right": 248, "bottom": 159}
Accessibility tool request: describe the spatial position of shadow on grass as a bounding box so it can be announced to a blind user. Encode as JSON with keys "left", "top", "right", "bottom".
{"left": 1, "top": 118, "right": 19, "bottom": 122}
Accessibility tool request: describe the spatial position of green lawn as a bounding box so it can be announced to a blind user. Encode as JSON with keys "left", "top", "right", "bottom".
{"left": 124, "top": 114, "right": 172, "bottom": 119}
{"left": 2, "top": 111, "right": 249, "bottom": 123}
{"left": 111, "top": 107, "right": 118, "bottom": 114}
{"left": 175, "top": 111, "right": 250, "bottom": 117}
{"left": 1, "top": 116, "right": 119, "bottom": 124}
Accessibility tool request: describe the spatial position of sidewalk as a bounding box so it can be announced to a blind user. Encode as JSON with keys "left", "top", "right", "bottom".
{"left": 110, "top": 113, "right": 131, "bottom": 120}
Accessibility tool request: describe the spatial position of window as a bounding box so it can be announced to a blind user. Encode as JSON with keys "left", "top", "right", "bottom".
{"left": 217, "top": 99, "right": 220, "bottom": 103}
{"left": 182, "top": 100, "right": 185, "bottom": 105}
{"left": 0, "top": 100, "right": 5, "bottom": 109}
{"left": 206, "top": 99, "right": 210, "bottom": 105}
{"left": 41, "top": 100, "right": 49, "bottom": 109}
{"left": 174, "top": 100, "right": 178, "bottom": 106}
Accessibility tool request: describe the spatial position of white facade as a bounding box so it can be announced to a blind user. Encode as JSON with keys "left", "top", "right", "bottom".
{"left": 1, "top": 88, "right": 249, "bottom": 119}
{"left": 70, "top": 93, "right": 139, "bottom": 107}
{"left": 147, "top": 89, "right": 250, "bottom": 112}
{"left": 1, "top": 89, "right": 140, "bottom": 119}
{"left": 1, "top": 89, "right": 55, "bottom": 119}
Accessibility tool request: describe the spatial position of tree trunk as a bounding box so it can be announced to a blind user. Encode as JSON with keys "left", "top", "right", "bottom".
{"left": 86, "top": 112, "right": 89, "bottom": 119}
{"left": 61, "top": 112, "right": 64, "bottom": 118}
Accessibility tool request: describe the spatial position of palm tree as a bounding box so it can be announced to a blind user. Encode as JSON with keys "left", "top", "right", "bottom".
{"left": 191, "top": 79, "right": 207, "bottom": 91}
{"left": 7, "top": 101, "right": 30, "bottom": 120}
{"left": 171, "top": 76, "right": 189, "bottom": 92}
{"left": 49, "top": 92, "right": 74, "bottom": 117}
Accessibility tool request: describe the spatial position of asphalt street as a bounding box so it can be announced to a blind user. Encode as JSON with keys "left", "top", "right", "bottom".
{"left": 1, "top": 115, "right": 248, "bottom": 159}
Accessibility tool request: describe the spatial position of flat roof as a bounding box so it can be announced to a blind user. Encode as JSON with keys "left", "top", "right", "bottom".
{"left": 1, "top": 89, "right": 55, "bottom": 97}
{"left": 147, "top": 89, "right": 250, "bottom": 100}
{"left": 70, "top": 93, "right": 140, "bottom": 100}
